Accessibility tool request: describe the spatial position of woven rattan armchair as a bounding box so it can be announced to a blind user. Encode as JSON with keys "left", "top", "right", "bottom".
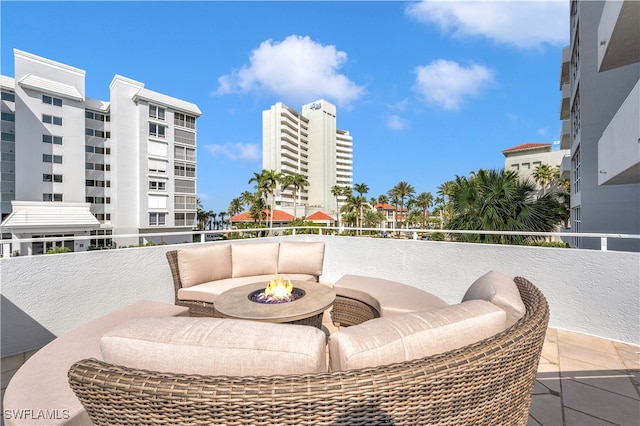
{"left": 68, "top": 277, "right": 548, "bottom": 425}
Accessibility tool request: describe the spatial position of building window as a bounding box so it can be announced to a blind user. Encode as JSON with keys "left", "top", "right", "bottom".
{"left": 42, "top": 95, "right": 63, "bottom": 106}
{"left": 174, "top": 195, "right": 196, "bottom": 210}
{"left": 85, "top": 179, "right": 110, "bottom": 187}
{"left": 510, "top": 164, "right": 519, "bottom": 171}
{"left": 175, "top": 129, "right": 195, "bottom": 145}
{"left": 175, "top": 212, "right": 196, "bottom": 227}
{"left": 43, "top": 174, "right": 63, "bottom": 183}
{"left": 175, "top": 146, "right": 196, "bottom": 161}
{"left": 43, "top": 134, "right": 63, "bottom": 145}
{"left": 148, "top": 159, "right": 167, "bottom": 174}
{"left": 149, "top": 123, "right": 166, "bottom": 138}
{"left": 86, "top": 162, "right": 108, "bottom": 171}
{"left": 149, "top": 105, "right": 165, "bottom": 120}
{"left": 85, "top": 111, "right": 107, "bottom": 121}
{"left": 571, "top": 86, "right": 581, "bottom": 140}
{"left": 43, "top": 193, "right": 63, "bottom": 202}
{"left": 522, "top": 163, "right": 530, "bottom": 170}
{"left": 571, "top": 206, "right": 581, "bottom": 248}
{"left": 1, "top": 132, "right": 15, "bottom": 142}
{"left": 1, "top": 112, "right": 15, "bottom": 122}
{"left": 174, "top": 112, "right": 196, "bottom": 129}
{"left": 175, "top": 162, "right": 196, "bottom": 177}
{"left": 149, "top": 212, "right": 166, "bottom": 226}
{"left": 149, "top": 181, "right": 166, "bottom": 191}
{"left": 1, "top": 91, "right": 15, "bottom": 102}
{"left": 43, "top": 154, "right": 63, "bottom": 164}
{"left": 572, "top": 148, "right": 580, "bottom": 194}
{"left": 42, "top": 114, "right": 63, "bottom": 125}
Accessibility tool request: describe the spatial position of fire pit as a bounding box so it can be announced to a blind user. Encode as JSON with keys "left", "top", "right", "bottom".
{"left": 249, "top": 275, "right": 306, "bottom": 304}
{"left": 214, "top": 281, "right": 335, "bottom": 329}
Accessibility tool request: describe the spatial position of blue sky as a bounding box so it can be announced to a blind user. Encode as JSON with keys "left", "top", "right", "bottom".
{"left": 1, "top": 1, "right": 569, "bottom": 214}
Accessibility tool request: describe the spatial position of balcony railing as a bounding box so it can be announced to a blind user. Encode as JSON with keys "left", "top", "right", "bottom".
{"left": 1, "top": 231, "right": 638, "bottom": 361}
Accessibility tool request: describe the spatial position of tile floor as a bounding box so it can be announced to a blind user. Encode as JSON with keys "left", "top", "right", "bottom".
{"left": 322, "top": 313, "right": 640, "bottom": 426}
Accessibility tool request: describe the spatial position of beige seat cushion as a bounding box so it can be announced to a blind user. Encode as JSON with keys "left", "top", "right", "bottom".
{"left": 328, "top": 300, "right": 507, "bottom": 372}
{"left": 232, "top": 242, "right": 280, "bottom": 278}
{"left": 177, "top": 274, "right": 317, "bottom": 303}
{"left": 333, "top": 274, "right": 449, "bottom": 317}
{"left": 177, "top": 243, "right": 232, "bottom": 288}
{"left": 462, "top": 270, "right": 526, "bottom": 327}
{"left": 101, "top": 317, "right": 328, "bottom": 376}
{"left": 278, "top": 241, "right": 325, "bottom": 278}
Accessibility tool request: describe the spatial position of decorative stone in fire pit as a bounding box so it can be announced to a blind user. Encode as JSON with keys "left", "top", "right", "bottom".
{"left": 215, "top": 281, "right": 335, "bottom": 329}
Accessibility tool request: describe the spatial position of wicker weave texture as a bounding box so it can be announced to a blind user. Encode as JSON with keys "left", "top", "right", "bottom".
{"left": 69, "top": 277, "right": 548, "bottom": 425}
{"left": 333, "top": 295, "right": 380, "bottom": 326}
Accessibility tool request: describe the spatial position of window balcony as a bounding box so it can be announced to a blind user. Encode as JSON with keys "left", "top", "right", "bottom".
{"left": 598, "top": 0, "right": 640, "bottom": 72}
{"left": 560, "top": 155, "right": 571, "bottom": 180}
{"left": 598, "top": 81, "right": 640, "bottom": 185}
{"left": 559, "top": 119, "right": 571, "bottom": 150}
{"left": 559, "top": 83, "right": 570, "bottom": 120}
{"left": 559, "top": 45, "right": 570, "bottom": 89}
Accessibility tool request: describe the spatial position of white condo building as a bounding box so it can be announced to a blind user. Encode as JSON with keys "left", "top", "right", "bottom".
{"left": 262, "top": 99, "right": 353, "bottom": 217}
{"left": 559, "top": 1, "right": 639, "bottom": 252}
{"left": 0, "top": 49, "right": 201, "bottom": 255}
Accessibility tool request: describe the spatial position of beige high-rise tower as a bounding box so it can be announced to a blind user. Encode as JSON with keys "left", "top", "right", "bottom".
{"left": 262, "top": 99, "right": 353, "bottom": 217}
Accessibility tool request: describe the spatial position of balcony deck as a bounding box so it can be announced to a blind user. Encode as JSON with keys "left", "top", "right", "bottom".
{"left": 2, "top": 233, "right": 639, "bottom": 425}
{"left": 321, "top": 314, "right": 640, "bottom": 426}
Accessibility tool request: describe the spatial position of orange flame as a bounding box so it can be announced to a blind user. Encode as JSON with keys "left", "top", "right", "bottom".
{"left": 263, "top": 274, "right": 293, "bottom": 300}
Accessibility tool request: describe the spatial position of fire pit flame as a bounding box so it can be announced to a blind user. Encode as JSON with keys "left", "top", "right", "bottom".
{"left": 252, "top": 274, "right": 303, "bottom": 304}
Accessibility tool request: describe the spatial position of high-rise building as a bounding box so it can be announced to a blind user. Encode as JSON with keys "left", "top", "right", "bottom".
{"left": 262, "top": 99, "right": 353, "bottom": 217}
{"left": 0, "top": 49, "right": 201, "bottom": 255}
{"left": 559, "top": 0, "right": 639, "bottom": 251}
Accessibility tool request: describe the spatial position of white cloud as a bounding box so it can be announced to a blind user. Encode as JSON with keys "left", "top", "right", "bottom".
{"left": 205, "top": 143, "right": 260, "bottom": 161}
{"left": 214, "top": 35, "right": 364, "bottom": 108}
{"left": 387, "top": 115, "right": 409, "bottom": 131}
{"left": 413, "top": 59, "right": 494, "bottom": 110}
{"left": 405, "top": 0, "right": 569, "bottom": 49}
{"left": 537, "top": 126, "right": 549, "bottom": 136}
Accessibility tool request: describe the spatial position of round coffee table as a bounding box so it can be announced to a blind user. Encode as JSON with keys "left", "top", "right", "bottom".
{"left": 215, "top": 281, "right": 335, "bottom": 329}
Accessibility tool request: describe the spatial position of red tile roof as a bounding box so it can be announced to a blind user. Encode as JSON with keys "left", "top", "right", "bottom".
{"left": 374, "top": 203, "right": 398, "bottom": 210}
{"left": 502, "top": 143, "right": 551, "bottom": 154}
{"left": 230, "top": 210, "right": 294, "bottom": 222}
{"left": 306, "top": 211, "right": 334, "bottom": 221}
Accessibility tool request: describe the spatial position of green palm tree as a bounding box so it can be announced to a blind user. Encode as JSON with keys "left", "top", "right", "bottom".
{"left": 532, "top": 164, "right": 554, "bottom": 194}
{"left": 228, "top": 198, "right": 243, "bottom": 217}
{"left": 352, "top": 183, "right": 369, "bottom": 234}
{"left": 448, "top": 169, "right": 565, "bottom": 245}
{"left": 414, "top": 192, "right": 434, "bottom": 228}
{"left": 249, "top": 169, "right": 282, "bottom": 231}
{"left": 388, "top": 181, "right": 415, "bottom": 229}
{"left": 282, "top": 173, "right": 309, "bottom": 219}
{"left": 437, "top": 180, "right": 456, "bottom": 225}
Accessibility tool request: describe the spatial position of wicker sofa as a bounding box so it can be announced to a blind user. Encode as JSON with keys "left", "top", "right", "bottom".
{"left": 166, "top": 241, "right": 325, "bottom": 317}
{"left": 68, "top": 276, "right": 549, "bottom": 426}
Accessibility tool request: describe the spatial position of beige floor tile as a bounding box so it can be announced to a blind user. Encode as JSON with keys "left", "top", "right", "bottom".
{"left": 529, "top": 393, "right": 564, "bottom": 426}
{"left": 545, "top": 327, "right": 558, "bottom": 343}
{"left": 559, "top": 342, "right": 628, "bottom": 371}
{"left": 563, "top": 407, "right": 617, "bottom": 426}
{"left": 562, "top": 379, "right": 640, "bottom": 425}
{"left": 557, "top": 329, "right": 618, "bottom": 356}
{"left": 541, "top": 340, "right": 560, "bottom": 365}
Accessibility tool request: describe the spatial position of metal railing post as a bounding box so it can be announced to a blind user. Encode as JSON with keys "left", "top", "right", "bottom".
{"left": 601, "top": 237, "right": 608, "bottom": 251}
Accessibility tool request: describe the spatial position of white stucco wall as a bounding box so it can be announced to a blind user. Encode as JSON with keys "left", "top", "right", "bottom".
{"left": 1, "top": 236, "right": 638, "bottom": 357}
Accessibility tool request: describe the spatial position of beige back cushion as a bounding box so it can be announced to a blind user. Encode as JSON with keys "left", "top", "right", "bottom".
{"left": 277, "top": 242, "right": 325, "bottom": 277}
{"left": 101, "top": 317, "right": 328, "bottom": 376}
{"left": 231, "top": 242, "right": 280, "bottom": 278}
{"left": 461, "top": 270, "right": 526, "bottom": 327}
{"left": 328, "top": 300, "right": 507, "bottom": 372}
{"left": 176, "top": 244, "right": 232, "bottom": 288}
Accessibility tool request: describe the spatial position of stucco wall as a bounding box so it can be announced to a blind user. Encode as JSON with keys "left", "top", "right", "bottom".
{"left": 1, "top": 235, "right": 638, "bottom": 357}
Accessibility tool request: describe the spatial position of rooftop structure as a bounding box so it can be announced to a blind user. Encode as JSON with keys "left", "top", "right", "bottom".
{"left": 502, "top": 143, "right": 569, "bottom": 187}
{"left": 0, "top": 50, "right": 201, "bottom": 254}
{"left": 560, "top": 0, "right": 640, "bottom": 252}
{"left": 262, "top": 100, "right": 353, "bottom": 217}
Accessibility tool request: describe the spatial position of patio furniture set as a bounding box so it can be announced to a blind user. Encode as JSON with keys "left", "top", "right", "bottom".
{"left": 4, "top": 240, "right": 549, "bottom": 425}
